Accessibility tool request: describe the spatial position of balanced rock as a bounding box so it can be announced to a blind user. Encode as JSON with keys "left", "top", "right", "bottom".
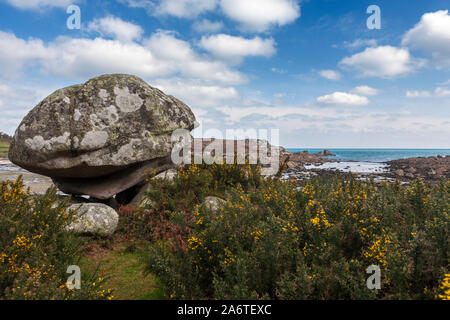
{"left": 9, "top": 74, "right": 196, "bottom": 199}
{"left": 65, "top": 203, "right": 119, "bottom": 236}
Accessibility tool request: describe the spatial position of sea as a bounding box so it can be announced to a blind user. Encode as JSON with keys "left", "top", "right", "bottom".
{"left": 1, "top": 149, "right": 449, "bottom": 175}
{"left": 286, "top": 149, "right": 450, "bottom": 163}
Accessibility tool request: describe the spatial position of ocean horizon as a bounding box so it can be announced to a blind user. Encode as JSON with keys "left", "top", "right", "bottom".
{"left": 286, "top": 148, "right": 450, "bottom": 163}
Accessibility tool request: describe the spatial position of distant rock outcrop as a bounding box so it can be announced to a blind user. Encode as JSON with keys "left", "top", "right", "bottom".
{"left": 9, "top": 74, "right": 197, "bottom": 199}
{"left": 315, "top": 149, "right": 335, "bottom": 157}
{"left": 281, "top": 150, "right": 335, "bottom": 171}
{"left": 387, "top": 156, "right": 449, "bottom": 181}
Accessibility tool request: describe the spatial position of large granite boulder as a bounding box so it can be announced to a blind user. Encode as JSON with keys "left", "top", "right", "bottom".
{"left": 65, "top": 203, "right": 119, "bottom": 236}
{"left": 9, "top": 74, "right": 196, "bottom": 199}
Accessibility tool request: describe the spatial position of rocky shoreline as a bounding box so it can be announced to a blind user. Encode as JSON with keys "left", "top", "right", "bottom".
{"left": 2, "top": 149, "right": 448, "bottom": 197}
{"left": 385, "top": 155, "right": 449, "bottom": 181}
{"left": 281, "top": 150, "right": 449, "bottom": 183}
{"left": 1, "top": 145, "right": 448, "bottom": 236}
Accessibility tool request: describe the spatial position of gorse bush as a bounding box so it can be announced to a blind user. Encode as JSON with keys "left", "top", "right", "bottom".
{"left": 0, "top": 177, "right": 113, "bottom": 300}
{"left": 130, "top": 164, "right": 449, "bottom": 300}
{"left": 118, "top": 163, "right": 263, "bottom": 242}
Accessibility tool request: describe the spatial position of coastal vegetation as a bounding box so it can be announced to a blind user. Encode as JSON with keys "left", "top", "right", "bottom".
{"left": 0, "top": 178, "right": 113, "bottom": 300}
{"left": 0, "top": 163, "right": 449, "bottom": 300}
{"left": 121, "top": 163, "right": 449, "bottom": 300}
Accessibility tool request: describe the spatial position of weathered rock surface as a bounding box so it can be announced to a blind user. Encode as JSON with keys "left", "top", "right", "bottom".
{"left": 153, "top": 168, "right": 177, "bottom": 180}
{"left": 281, "top": 150, "right": 335, "bottom": 169}
{"left": 9, "top": 74, "right": 196, "bottom": 198}
{"left": 9, "top": 74, "right": 196, "bottom": 178}
{"left": 53, "top": 156, "right": 173, "bottom": 199}
{"left": 128, "top": 185, "right": 153, "bottom": 209}
{"left": 65, "top": 203, "right": 119, "bottom": 236}
{"left": 386, "top": 156, "right": 449, "bottom": 181}
{"left": 202, "top": 196, "right": 227, "bottom": 214}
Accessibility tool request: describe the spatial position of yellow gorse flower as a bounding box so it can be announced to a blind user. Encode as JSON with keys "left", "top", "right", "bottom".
{"left": 223, "top": 247, "right": 236, "bottom": 266}
{"left": 188, "top": 236, "right": 203, "bottom": 250}
{"left": 250, "top": 230, "right": 263, "bottom": 241}
{"left": 364, "top": 234, "right": 391, "bottom": 268}
{"left": 310, "top": 208, "right": 330, "bottom": 230}
{"left": 13, "top": 236, "right": 33, "bottom": 250}
{"left": 437, "top": 274, "right": 450, "bottom": 300}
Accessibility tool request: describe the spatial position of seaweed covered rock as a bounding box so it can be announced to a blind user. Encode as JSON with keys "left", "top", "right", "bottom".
{"left": 9, "top": 74, "right": 196, "bottom": 199}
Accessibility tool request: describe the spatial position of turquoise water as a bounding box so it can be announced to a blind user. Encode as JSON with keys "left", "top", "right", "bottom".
{"left": 286, "top": 149, "right": 450, "bottom": 163}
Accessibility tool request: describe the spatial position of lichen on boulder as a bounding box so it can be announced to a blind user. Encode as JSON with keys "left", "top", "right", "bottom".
{"left": 9, "top": 74, "right": 197, "bottom": 199}
{"left": 202, "top": 196, "right": 227, "bottom": 214}
{"left": 10, "top": 74, "right": 196, "bottom": 178}
{"left": 65, "top": 203, "right": 119, "bottom": 236}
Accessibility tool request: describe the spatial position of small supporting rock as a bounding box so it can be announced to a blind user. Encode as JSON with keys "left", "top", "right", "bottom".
{"left": 65, "top": 203, "right": 119, "bottom": 236}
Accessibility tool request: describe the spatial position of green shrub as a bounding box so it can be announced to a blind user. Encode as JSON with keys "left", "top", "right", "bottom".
{"left": 135, "top": 164, "right": 449, "bottom": 300}
{"left": 0, "top": 177, "right": 113, "bottom": 300}
{"left": 118, "top": 162, "right": 263, "bottom": 241}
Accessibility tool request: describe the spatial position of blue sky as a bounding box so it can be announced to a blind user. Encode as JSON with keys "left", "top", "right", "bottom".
{"left": 0, "top": 0, "right": 449, "bottom": 148}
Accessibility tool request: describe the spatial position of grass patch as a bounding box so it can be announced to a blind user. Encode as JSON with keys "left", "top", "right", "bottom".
{"left": 79, "top": 238, "right": 165, "bottom": 300}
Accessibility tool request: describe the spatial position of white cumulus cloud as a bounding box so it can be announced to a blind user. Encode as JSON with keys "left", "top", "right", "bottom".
{"left": 316, "top": 92, "right": 369, "bottom": 106}
{"left": 402, "top": 10, "right": 450, "bottom": 69}
{"left": 199, "top": 34, "right": 276, "bottom": 63}
{"left": 406, "top": 90, "right": 432, "bottom": 98}
{"left": 0, "top": 29, "right": 247, "bottom": 85}
{"left": 351, "top": 85, "right": 380, "bottom": 96}
{"left": 319, "top": 70, "right": 341, "bottom": 80}
{"left": 154, "top": 0, "right": 218, "bottom": 18}
{"left": 88, "top": 16, "right": 144, "bottom": 42}
{"left": 435, "top": 87, "right": 450, "bottom": 97}
{"left": 154, "top": 78, "right": 239, "bottom": 108}
{"left": 341, "top": 39, "right": 378, "bottom": 50}
{"left": 192, "top": 19, "right": 224, "bottom": 33}
{"left": 0, "top": 81, "right": 51, "bottom": 133}
{"left": 220, "top": 0, "right": 300, "bottom": 32}
{"left": 339, "top": 46, "right": 419, "bottom": 78}
{"left": 119, "top": 0, "right": 218, "bottom": 18}
{"left": 0, "top": 31, "right": 47, "bottom": 79}
{"left": 407, "top": 87, "right": 450, "bottom": 98}
{"left": 4, "top": 0, "right": 76, "bottom": 10}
